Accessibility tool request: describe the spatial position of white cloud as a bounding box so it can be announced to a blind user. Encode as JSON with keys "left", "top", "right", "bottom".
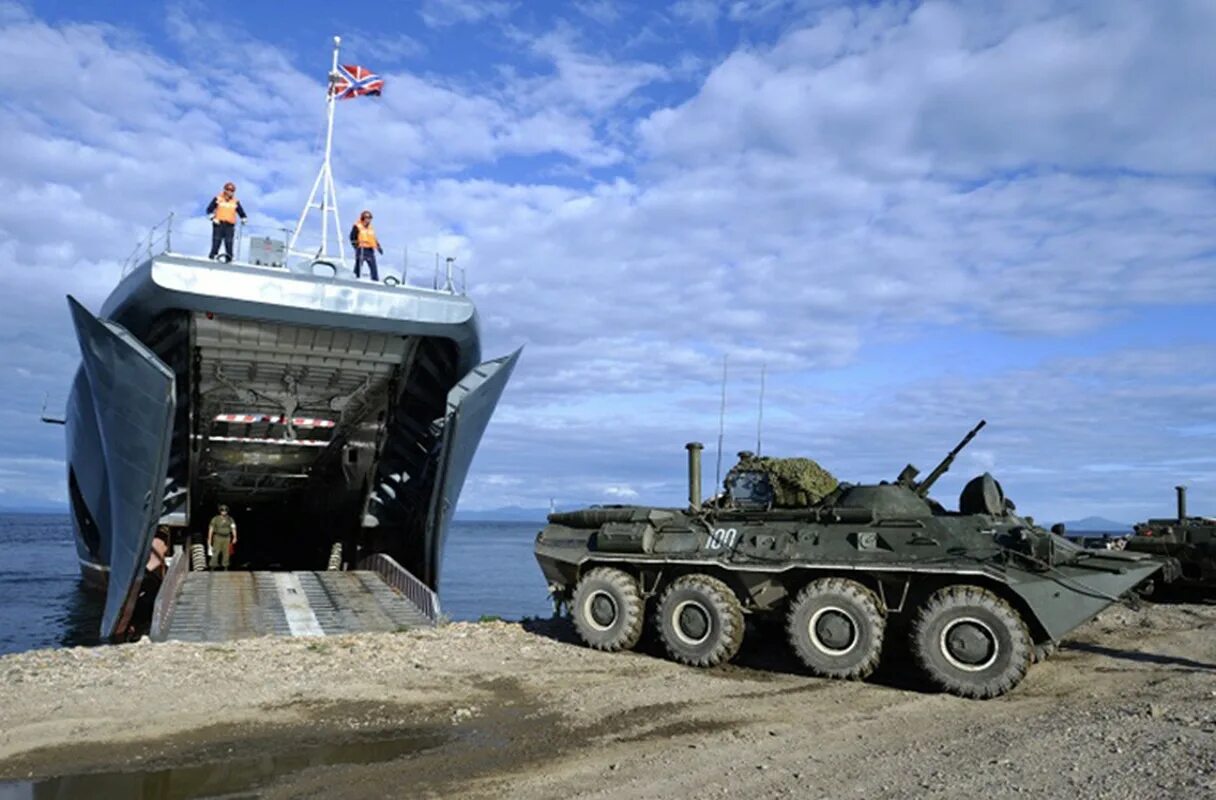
{"left": 419, "top": 0, "right": 514, "bottom": 28}
{"left": 574, "top": 1, "right": 621, "bottom": 27}
{"left": 0, "top": 2, "right": 1212, "bottom": 527}
{"left": 672, "top": 0, "right": 724, "bottom": 27}
{"left": 514, "top": 26, "right": 669, "bottom": 115}
{"left": 342, "top": 31, "right": 428, "bottom": 64}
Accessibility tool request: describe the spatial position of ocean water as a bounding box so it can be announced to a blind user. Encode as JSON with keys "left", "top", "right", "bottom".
{"left": 0, "top": 514, "right": 551, "bottom": 656}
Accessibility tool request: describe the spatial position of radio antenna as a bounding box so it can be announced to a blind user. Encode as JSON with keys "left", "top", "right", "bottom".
{"left": 715, "top": 354, "right": 728, "bottom": 490}
{"left": 756, "top": 362, "right": 766, "bottom": 457}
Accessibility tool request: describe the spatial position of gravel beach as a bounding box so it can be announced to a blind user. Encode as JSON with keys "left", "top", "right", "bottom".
{"left": 1, "top": 601, "right": 1213, "bottom": 799}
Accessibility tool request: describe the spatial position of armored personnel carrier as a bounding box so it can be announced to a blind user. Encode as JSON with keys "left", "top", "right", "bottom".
{"left": 534, "top": 422, "right": 1169, "bottom": 698}
{"left": 1124, "top": 486, "right": 1215, "bottom": 591}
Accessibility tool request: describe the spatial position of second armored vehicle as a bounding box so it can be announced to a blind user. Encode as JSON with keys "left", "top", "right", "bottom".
{"left": 535, "top": 422, "right": 1169, "bottom": 698}
{"left": 1124, "top": 486, "right": 1215, "bottom": 591}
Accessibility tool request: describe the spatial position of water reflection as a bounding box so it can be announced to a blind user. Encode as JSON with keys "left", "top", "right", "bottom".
{"left": 0, "top": 731, "right": 447, "bottom": 800}
{"left": 57, "top": 580, "right": 104, "bottom": 649}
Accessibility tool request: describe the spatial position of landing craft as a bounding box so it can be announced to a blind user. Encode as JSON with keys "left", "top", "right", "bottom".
{"left": 534, "top": 421, "right": 1171, "bottom": 698}
{"left": 59, "top": 37, "right": 519, "bottom": 640}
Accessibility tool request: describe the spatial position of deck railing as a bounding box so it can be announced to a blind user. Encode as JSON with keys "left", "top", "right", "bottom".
{"left": 120, "top": 213, "right": 468, "bottom": 295}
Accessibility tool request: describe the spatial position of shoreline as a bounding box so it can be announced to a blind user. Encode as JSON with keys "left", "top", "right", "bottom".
{"left": 1, "top": 604, "right": 1214, "bottom": 798}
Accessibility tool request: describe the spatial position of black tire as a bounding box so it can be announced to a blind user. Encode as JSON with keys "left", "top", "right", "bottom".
{"left": 1032, "top": 641, "right": 1058, "bottom": 664}
{"left": 655, "top": 574, "right": 745, "bottom": 667}
{"left": 786, "top": 578, "right": 885, "bottom": 680}
{"left": 911, "top": 585, "right": 1032, "bottom": 699}
{"left": 571, "top": 567, "right": 645, "bottom": 652}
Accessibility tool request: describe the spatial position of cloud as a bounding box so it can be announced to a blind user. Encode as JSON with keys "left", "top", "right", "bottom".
{"left": 469, "top": 342, "right": 1216, "bottom": 522}
{"left": 342, "top": 31, "right": 427, "bottom": 64}
{"left": 512, "top": 25, "right": 669, "bottom": 115}
{"left": 419, "top": 0, "right": 514, "bottom": 28}
{"left": 642, "top": 1, "right": 1216, "bottom": 177}
{"left": 672, "top": 0, "right": 724, "bottom": 27}
{"left": 574, "top": 1, "right": 621, "bottom": 27}
{"left": 0, "top": 1, "right": 1212, "bottom": 530}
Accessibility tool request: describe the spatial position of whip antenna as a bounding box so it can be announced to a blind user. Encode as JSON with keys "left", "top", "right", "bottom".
{"left": 756, "top": 362, "right": 766, "bottom": 457}
{"left": 715, "top": 354, "right": 728, "bottom": 490}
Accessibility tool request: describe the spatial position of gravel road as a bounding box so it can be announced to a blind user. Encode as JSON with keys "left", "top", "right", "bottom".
{"left": 0, "top": 601, "right": 1213, "bottom": 799}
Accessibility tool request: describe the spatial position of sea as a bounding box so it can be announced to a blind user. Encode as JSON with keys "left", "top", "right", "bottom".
{"left": 0, "top": 514, "right": 551, "bottom": 657}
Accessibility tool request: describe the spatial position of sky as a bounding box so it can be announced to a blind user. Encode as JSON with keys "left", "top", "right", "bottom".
{"left": 0, "top": 0, "right": 1213, "bottom": 523}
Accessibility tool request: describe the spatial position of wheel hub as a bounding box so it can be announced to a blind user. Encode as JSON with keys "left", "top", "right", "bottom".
{"left": 941, "top": 617, "right": 999, "bottom": 671}
{"left": 673, "top": 600, "right": 711, "bottom": 645}
{"left": 809, "top": 606, "right": 858, "bottom": 655}
{"left": 586, "top": 591, "right": 618, "bottom": 630}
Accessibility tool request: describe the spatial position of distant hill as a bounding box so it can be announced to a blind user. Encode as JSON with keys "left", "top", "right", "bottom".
{"left": 1055, "top": 516, "right": 1132, "bottom": 533}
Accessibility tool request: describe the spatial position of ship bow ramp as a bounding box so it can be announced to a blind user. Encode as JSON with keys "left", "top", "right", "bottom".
{"left": 64, "top": 258, "right": 520, "bottom": 640}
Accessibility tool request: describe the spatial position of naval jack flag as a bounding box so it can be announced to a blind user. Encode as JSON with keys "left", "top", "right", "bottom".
{"left": 331, "top": 64, "right": 384, "bottom": 100}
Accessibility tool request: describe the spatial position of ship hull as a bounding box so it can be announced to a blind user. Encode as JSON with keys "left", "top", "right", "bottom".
{"left": 66, "top": 254, "right": 518, "bottom": 638}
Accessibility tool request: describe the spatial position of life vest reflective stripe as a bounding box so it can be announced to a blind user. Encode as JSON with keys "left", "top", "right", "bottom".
{"left": 356, "top": 222, "right": 378, "bottom": 249}
{"left": 214, "top": 195, "right": 238, "bottom": 224}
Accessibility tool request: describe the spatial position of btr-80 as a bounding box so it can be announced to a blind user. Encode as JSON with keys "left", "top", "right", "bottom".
{"left": 534, "top": 422, "right": 1169, "bottom": 698}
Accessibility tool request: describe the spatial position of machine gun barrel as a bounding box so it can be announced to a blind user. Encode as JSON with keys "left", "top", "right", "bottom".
{"left": 915, "top": 419, "right": 987, "bottom": 497}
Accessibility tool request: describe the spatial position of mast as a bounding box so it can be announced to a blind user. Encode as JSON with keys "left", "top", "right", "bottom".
{"left": 289, "top": 36, "right": 346, "bottom": 266}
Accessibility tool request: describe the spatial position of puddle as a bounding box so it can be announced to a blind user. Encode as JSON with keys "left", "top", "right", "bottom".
{"left": 0, "top": 730, "right": 448, "bottom": 800}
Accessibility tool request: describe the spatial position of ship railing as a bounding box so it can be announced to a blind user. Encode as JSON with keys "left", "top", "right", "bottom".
{"left": 357, "top": 552, "right": 442, "bottom": 626}
{"left": 120, "top": 213, "right": 468, "bottom": 295}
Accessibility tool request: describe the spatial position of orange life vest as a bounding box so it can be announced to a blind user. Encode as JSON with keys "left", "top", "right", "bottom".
{"left": 355, "top": 221, "right": 378, "bottom": 249}
{"left": 214, "top": 194, "right": 238, "bottom": 224}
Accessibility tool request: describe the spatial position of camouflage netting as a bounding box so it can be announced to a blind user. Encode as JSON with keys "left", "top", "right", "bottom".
{"left": 727, "top": 452, "right": 839, "bottom": 508}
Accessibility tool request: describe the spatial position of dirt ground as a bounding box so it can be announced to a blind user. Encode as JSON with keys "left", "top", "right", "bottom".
{"left": 0, "top": 600, "right": 1213, "bottom": 799}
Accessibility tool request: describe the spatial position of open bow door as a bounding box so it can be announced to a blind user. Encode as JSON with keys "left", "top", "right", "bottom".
{"left": 68, "top": 297, "right": 176, "bottom": 639}
{"left": 424, "top": 349, "right": 522, "bottom": 587}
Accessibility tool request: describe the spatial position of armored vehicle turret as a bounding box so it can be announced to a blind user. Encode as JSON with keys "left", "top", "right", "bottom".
{"left": 534, "top": 422, "right": 1170, "bottom": 699}
{"left": 1124, "top": 486, "right": 1215, "bottom": 591}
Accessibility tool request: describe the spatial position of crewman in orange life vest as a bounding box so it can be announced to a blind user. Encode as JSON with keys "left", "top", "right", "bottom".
{"left": 206, "top": 182, "right": 247, "bottom": 261}
{"left": 349, "top": 209, "right": 383, "bottom": 281}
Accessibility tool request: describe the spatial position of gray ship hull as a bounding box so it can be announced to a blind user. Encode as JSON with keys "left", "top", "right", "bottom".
{"left": 66, "top": 253, "right": 518, "bottom": 638}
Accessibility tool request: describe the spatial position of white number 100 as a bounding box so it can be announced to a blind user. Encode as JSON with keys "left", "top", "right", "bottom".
{"left": 707, "top": 528, "right": 738, "bottom": 550}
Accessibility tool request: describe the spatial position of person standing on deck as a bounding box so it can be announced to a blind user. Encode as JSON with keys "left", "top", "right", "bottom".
{"left": 206, "top": 182, "right": 247, "bottom": 261}
{"left": 350, "top": 210, "right": 383, "bottom": 281}
{"left": 207, "top": 504, "right": 238, "bottom": 570}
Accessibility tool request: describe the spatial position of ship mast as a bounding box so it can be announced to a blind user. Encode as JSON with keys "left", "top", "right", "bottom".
{"left": 289, "top": 35, "right": 346, "bottom": 266}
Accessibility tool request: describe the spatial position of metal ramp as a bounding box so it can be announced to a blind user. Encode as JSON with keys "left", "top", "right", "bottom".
{"left": 153, "top": 568, "right": 435, "bottom": 643}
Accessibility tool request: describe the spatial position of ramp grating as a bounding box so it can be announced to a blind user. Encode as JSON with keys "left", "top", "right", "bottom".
{"left": 160, "top": 570, "right": 434, "bottom": 643}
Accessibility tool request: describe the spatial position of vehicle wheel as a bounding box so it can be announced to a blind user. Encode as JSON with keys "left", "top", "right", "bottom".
{"left": 655, "top": 574, "right": 744, "bottom": 667}
{"left": 572, "top": 567, "right": 645, "bottom": 652}
{"left": 911, "top": 585, "right": 1032, "bottom": 699}
{"left": 786, "top": 577, "right": 885, "bottom": 680}
{"left": 327, "top": 541, "right": 343, "bottom": 571}
{"left": 190, "top": 543, "right": 206, "bottom": 572}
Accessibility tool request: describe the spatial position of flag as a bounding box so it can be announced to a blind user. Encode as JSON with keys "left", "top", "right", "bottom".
{"left": 331, "top": 64, "right": 384, "bottom": 100}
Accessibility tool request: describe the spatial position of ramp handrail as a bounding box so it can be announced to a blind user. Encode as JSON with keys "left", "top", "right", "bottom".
{"left": 358, "top": 552, "right": 442, "bottom": 625}
{"left": 150, "top": 548, "right": 191, "bottom": 641}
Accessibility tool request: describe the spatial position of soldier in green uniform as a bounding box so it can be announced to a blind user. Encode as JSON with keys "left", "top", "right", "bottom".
{"left": 207, "top": 504, "right": 238, "bottom": 570}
